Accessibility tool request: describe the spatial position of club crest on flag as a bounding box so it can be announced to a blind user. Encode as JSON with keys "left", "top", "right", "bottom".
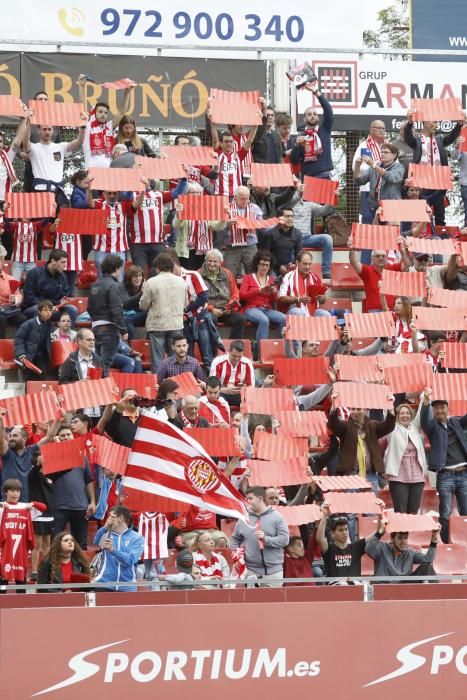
{"left": 185, "top": 458, "right": 220, "bottom": 494}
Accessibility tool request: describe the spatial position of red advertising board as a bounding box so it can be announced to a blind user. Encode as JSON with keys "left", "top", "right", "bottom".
{"left": 1, "top": 601, "right": 467, "bottom": 700}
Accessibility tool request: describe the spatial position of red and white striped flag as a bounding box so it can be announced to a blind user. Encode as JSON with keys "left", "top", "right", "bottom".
{"left": 123, "top": 412, "right": 248, "bottom": 520}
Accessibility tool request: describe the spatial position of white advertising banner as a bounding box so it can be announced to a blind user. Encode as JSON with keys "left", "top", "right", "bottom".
{"left": 295, "top": 57, "right": 467, "bottom": 131}
{"left": 0, "top": 1, "right": 383, "bottom": 50}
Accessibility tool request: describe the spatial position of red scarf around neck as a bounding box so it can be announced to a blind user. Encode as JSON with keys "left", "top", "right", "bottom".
{"left": 88, "top": 107, "right": 115, "bottom": 157}
{"left": 303, "top": 127, "right": 323, "bottom": 162}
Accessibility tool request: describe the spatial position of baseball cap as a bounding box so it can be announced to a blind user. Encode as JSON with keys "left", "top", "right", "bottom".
{"left": 176, "top": 549, "right": 194, "bottom": 571}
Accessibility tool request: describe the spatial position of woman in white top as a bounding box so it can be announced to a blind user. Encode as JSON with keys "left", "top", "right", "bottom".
{"left": 383, "top": 401, "right": 427, "bottom": 513}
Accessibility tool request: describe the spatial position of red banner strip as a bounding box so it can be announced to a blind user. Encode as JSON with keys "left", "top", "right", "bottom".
{"left": 0, "top": 391, "right": 58, "bottom": 427}
{"left": 381, "top": 269, "right": 427, "bottom": 298}
{"left": 29, "top": 100, "right": 86, "bottom": 127}
{"left": 60, "top": 377, "right": 119, "bottom": 411}
{"left": 332, "top": 381, "right": 394, "bottom": 410}
{"left": 273, "top": 357, "right": 330, "bottom": 387}
{"left": 250, "top": 163, "right": 295, "bottom": 188}
{"left": 134, "top": 155, "right": 186, "bottom": 180}
{"left": 88, "top": 167, "right": 145, "bottom": 192}
{"left": 427, "top": 286, "right": 467, "bottom": 310}
{"left": 184, "top": 428, "right": 241, "bottom": 457}
{"left": 178, "top": 194, "right": 229, "bottom": 221}
{"left": 408, "top": 164, "right": 453, "bottom": 190}
{"left": 247, "top": 457, "right": 309, "bottom": 487}
{"left": 274, "top": 504, "right": 323, "bottom": 525}
{"left": 241, "top": 387, "right": 296, "bottom": 414}
{"left": 4, "top": 192, "right": 55, "bottom": 219}
{"left": 275, "top": 410, "right": 328, "bottom": 438}
{"left": 41, "top": 436, "right": 87, "bottom": 474}
{"left": 302, "top": 176, "right": 339, "bottom": 205}
{"left": 380, "top": 199, "right": 431, "bottom": 223}
{"left": 160, "top": 146, "right": 218, "bottom": 165}
{"left": 325, "top": 491, "right": 381, "bottom": 514}
{"left": 440, "top": 342, "right": 467, "bottom": 369}
{"left": 411, "top": 97, "right": 464, "bottom": 121}
{"left": 56, "top": 208, "right": 108, "bottom": 236}
{"left": 313, "top": 475, "right": 372, "bottom": 491}
{"left": 351, "top": 223, "right": 400, "bottom": 251}
{"left": 254, "top": 433, "right": 309, "bottom": 460}
{"left": 343, "top": 312, "right": 396, "bottom": 339}
{"left": 285, "top": 315, "right": 339, "bottom": 341}
{"left": 414, "top": 307, "right": 467, "bottom": 331}
{"left": 405, "top": 236, "right": 457, "bottom": 256}
{"left": 91, "top": 434, "right": 130, "bottom": 475}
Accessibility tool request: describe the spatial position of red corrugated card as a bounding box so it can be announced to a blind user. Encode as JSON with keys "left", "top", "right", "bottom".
{"left": 0, "top": 391, "right": 58, "bottom": 427}
{"left": 332, "top": 381, "right": 394, "bottom": 410}
{"left": 405, "top": 236, "right": 457, "bottom": 256}
{"left": 313, "top": 475, "right": 372, "bottom": 492}
{"left": 376, "top": 353, "right": 427, "bottom": 368}
{"left": 91, "top": 434, "right": 129, "bottom": 475}
{"left": 407, "top": 164, "right": 453, "bottom": 191}
{"left": 247, "top": 457, "right": 309, "bottom": 487}
{"left": 178, "top": 194, "right": 229, "bottom": 221}
{"left": 56, "top": 208, "right": 108, "bottom": 236}
{"left": 135, "top": 155, "right": 186, "bottom": 180}
{"left": 241, "top": 386, "right": 296, "bottom": 414}
{"left": 234, "top": 216, "right": 279, "bottom": 229}
{"left": 171, "top": 372, "right": 202, "bottom": 398}
{"left": 430, "top": 373, "right": 467, "bottom": 403}
{"left": 385, "top": 512, "right": 438, "bottom": 533}
{"left": 427, "top": 286, "right": 467, "bottom": 310}
{"left": 250, "top": 163, "right": 294, "bottom": 187}
{"left": 381, "top": 269, "right": 427, "bottom": 298}
{"left": 285, "top": 315, "right": 339, "bottom": 341}
{"left": 460, "top": 241, "right": 467, "bottom": 263}
{"left": 210, "top": 101, "right": 262, "bottom": 125}
{"left": 88, "top": 167, "right": 145, "bottom": 192}
{"left": 109, "top": 372, "right": 158, "bottom": 399}
{"left": 460, "top": 127, "right": 467, "bottom": 153}
{"left": 325, "top": 491, "right": 381, "bottom": 514}
{"left": 29, "top": 100, "right": 86, "bottom": 127}
{"left": 351, "top": 223, "right": 399, "bottom": 251}
{"left": 4, "top": 192, "right": 55, "bottom": 219}
{"left": 100, "top": 78, "right": 136, "bottom": 89}
{"left": 41, "top": 436, "right": 87, "bottom": 474}
{"left": 160, "top": 146, "right": 217, "bottom": 166}
{"left": 334, "top": 355, "right": 383, "bottom": 383}
{"left": 253, "top": 217, "right": 280, "bottom": 229}
{"left": 0, "top": 95, "right": 25, "bottom": 117}
{"left": 273, "top": 357, "right": 330, "bottom": 387}
{"left": 210, "top": 89, "right": 260, "bottom": 103}
{"left": 380, "top": 199, "right": 430, "bottom": 223}
{"left": 303, "top": 176, "right": 339, "bottom": 205}
{"left": 384, "top": 363, "right": 432, "bottom": 394}
{"left": 275, "top": 410, "right": 328, "bottom": 438}
{"left": 413, "top": 307, "right": 467, "bottom": 331}
{"left": 440, "top": 342, "right": 467, "bottom": 369}
{"left": 60, "top": 377, "right": 119, "bottom": 411}
{"left": 50, "top": 340, "right": 77, "bottom": 368}
{"left": 274, "top": 504, "right": 323, "bottom": 525}
{"left": 185, "top": 427, "right": 241, "bottom": 456}
{"left": 344, "top": 312, "right": 396, "bottom": 339}
{"left": 253, "top": 432, "right": 309, "bottom": 460}
{"left": 412, "top": 97, "right": 464, "bottom": 122}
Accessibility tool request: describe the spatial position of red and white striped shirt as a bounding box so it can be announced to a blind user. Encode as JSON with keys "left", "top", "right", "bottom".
{"left": 193, "top": 550, "right": 230, "bottom": 579}
{"left": 210, "top": 353, "right": 254, "bottom": 387}
{"left": 182, "top": 267, "right": 208, "bottom": 318}
{"left": 138, "top": 512, "right": 169, "bottom": 560}
{"left": 11, "top": 221, "right": 39, "bottom": 263}
{"left": 55, "top": 231, "right": 83, "bottom": 271}
{"left": 129, "top": 190, "right": 165, "bottom": 245}
{"left": 214, "top": 148, "right": 247, "bottom": 197}
{"left": 198, "top": 395, "right": 231, "bottom": 425}
{"left": 231, "top": 130, "right": 253, "bottom": 179}
{"left": 93, "top": 200, "right": 133, "bottom": 253}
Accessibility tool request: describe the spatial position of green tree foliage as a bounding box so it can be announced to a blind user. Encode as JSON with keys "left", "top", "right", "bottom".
{"left": 363, "top": 1, "right": 410, "bottom": 59}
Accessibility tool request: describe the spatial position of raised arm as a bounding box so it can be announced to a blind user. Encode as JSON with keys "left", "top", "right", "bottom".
{"left": 347, "top": 236, "right": 362, "bottom": 275}
{"left": 111, "top": 86, "right": 134, "bottom": 128}
{"left": 0, "top": 416, "right": 9, "bottom": 456}
{"left": 316, "top": 503, "right": 330, "bottom": 554}
{"left": 243, "top": 124, "right": 259, "bottom": 151}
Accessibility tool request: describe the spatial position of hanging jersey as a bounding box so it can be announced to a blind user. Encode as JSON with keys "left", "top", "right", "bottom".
{"left": 138, "top": 512, "right": 169, "bottom": 560}
{"left": 210, "top": 353, "right": 254, "bottom": 387}
{"left": 11, "top": 221, "right": 39, "bottom": 263}
{"left": 231, "top": 131, "right": 253, "bottom": 178}
{"left": 55, "top": 231, "right": 83, "bottom": 271}
{"left": 129, "top": 190, "right": 165, "bottom": 244}
{"left": 93, "top": 200, "right": 132, "bottom": 253}
{"left": 214, "top": 149, "right": 247, "bottom": 197}
{"left": 0, "top": 502, "right": 45, "bottom": 581}
{"left": 181, "top": 267, "right": 208, "bottom": 318}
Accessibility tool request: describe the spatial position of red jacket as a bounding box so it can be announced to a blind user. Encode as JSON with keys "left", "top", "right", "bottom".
{"left": 239, "top": 273, "right": 278, "bottom": 311}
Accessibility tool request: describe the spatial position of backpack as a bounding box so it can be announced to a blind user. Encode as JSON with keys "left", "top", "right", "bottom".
{"left": 325, "top": 213, "right": 350, "bottom": 247}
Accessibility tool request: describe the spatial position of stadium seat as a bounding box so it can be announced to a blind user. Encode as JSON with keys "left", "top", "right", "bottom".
{"left": 26, "top": 380, "right": 59, "bottom": 394}
{"left": 433, "top": 544, "right": 467, "bottom": 576}
{"left": 130, "top": 339, "right": 151, "bottom": 370}
{"left": 259, "top": 339, "right": 286, "bottom": 365}
{"left": 331, "top": 263, "right": 364, "bottom": 290}
{"left": 77, "top": 260, "right": 98, "bottom": 289}
{"left": 2, "top": 261, "right": 12, "bottom": 275}
{"left": 67, "top": 297, "right": 88, "bottom": 314}
{"left": 358, "top": 516, "right": 435, "bottom": 547}
{"left": 219, "top": 339, "right": 253, "bottom": 360}
{"left": 420, "top": 489, "right": 439, "bottom": 514}
{"left": 449, "top": 516, "right": 467, "bottom": 546}
{"left": 0, "top": 339, "right": 16, "bottom": 370}
{"left": 319, "top": 296, "right": 352, "bottom": 312}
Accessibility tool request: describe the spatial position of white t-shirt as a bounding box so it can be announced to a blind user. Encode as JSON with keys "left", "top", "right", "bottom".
{"left": 29, "top": 141, "right": 69, "bottom": 186}
{"left": 83, "top": 119, "right": 113, "bottom": 169}
{"left": 0, "top": 147, "right": 17, "bottom": 200}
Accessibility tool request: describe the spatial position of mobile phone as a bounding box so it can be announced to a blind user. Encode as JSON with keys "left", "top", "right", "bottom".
{"left": 361, "top": 147, "right": 372, "bottom": 158}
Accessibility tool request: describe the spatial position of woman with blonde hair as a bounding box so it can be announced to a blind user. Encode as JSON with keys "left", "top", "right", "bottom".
{"left": 190, "top": 531, "right": 230, "bottom": 584}
{"left": 383, "top": 401, "right": 427, "bottom": 513}
{"left": 117, "top": 115, "right": 155, "bottom": 157}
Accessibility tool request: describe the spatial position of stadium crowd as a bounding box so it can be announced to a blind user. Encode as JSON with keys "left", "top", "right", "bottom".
{"left": 0, "top": 74, "right": 466, "bottom": 592}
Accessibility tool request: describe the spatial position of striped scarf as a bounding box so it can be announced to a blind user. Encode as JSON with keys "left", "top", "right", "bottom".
{"left": 88, "top": 107, "right": 115, "bottom": 156}
{"left": 366, "top": 135, "right": 382, "bottom": 162}
{"left": 303, "top": 127, "right": 323, "bottom": 162}
{"left": 188, "top": 220, "right": 212, "bottom": 253}
{"left": 230, "top": 201, "right": 256, "bottom": 246}
{"left": 0, "top": 147, "right": 18, "bottom": 191}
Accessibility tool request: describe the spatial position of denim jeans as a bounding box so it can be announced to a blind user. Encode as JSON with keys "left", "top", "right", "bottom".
{"left": 11, "top": 261, "right": 35, "bottom": 281}
{"left": 93, "top": 325, "right": 121, "bottom": 377}
{"left": 94, "top": 251, "right": 126, "bottom": 281}
{"left": 124, "top": 310, "right": 147, "bottom": 340}
{"left": 243, "top": 307, "right": 287, "bottom": 341}
{"left": 461, "top": 184, "right": 467, "bottom": 227}
{"left": 301, "top": 234, "right": 333, "bottom": 277}
{"left": 130, "top": 243, "right": 164, "bottom": 274}
{"left": 184, "top": 317, "right": 216, "bottom": 371}
{"left": 359, "top": 192, "right": 375, "bottom": 265}
{"left": 149, "top": 329, "right": 183, "bottom": 373}
{"left": 112, "top": 353, "right": 143, "bottom": 373}
{"left": 436, "top": 470, "right": 467, "bottom": 543}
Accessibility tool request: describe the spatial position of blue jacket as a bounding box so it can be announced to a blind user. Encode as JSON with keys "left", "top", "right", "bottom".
{"left": 420, "top": 404, "right": 467, "bottom": 471}
{"left": 93, "top": 526, "right": 144, "bottom": 591}
{"left": 291, "top": 94, "right": 334, "bottom": 177}
{"left": 22, "top": 265, "right": 70, "bottom": 309}
{"left": 14, "top": 316, "right": 52, "bottom": 361}
{"left": 70, "top": 185, "right": 88, "bottom": 209}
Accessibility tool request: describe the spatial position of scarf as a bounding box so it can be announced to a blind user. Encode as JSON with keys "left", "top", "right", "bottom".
{"left": 303, "top": 127, "right": 323, "bottom": 163}
{"left": 180, "top": 410, "right": 199, "bottom": 428}
{"left": 189, "top": 220, "right": 212, "bottom": 254}
{"left": 356, "top": 433, "right": 367, "bottom": 477}
{"left": 366, "top": 134, "right": 382, "bottom": 162}
{"left": 88, "top": 107, "right": 115, "bottom": 157}
{"left": 289, "top": 267, "right": 320, "bottom": 315}
{"left": 0, "top": 148, "right": 18, "bottom": 190}
{"left": 230, "top": 201, "right": 256, "bottom": 247}
{"left": 420, "top": 134, "right": 440, "bottom": 166}
{"left": 230, "top": 546, "right": 247, "bottom": 580}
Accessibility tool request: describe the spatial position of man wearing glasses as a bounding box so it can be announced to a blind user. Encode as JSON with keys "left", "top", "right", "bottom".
{"left": 348, "top": 244, "right": 401, "bottom": 313}
{"left": 352, "top": 121, "right": 386, "bottom": 226}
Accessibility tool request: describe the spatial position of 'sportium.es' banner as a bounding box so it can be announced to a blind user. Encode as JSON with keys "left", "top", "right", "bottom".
{"left": 1, "top": 601, "right": 467, "bottom": 699}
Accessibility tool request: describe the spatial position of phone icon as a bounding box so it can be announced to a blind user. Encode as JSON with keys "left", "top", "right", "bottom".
{"left": 58, "top": 7, "right": 86, "bottom": 37}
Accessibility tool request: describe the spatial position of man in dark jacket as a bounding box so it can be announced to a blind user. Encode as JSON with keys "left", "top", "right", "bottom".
{"left": 58, "top": 329, "right": 105, "bottom": 384}
{"left": 290, "top": 86, "right": 334, "bottom": 180}
{"left": 404, "top": 113, "right": 463, "bottom": 225}
{"left": 87, "top": 254, "right": 126, "bottom": 376}
{"left": 264, "top": 207, "right": 303, "bottom": 275}
{"left": 327, "top": 395, "right": 396, "bottom": 491}
{"left": 421, "top": 388, "right": 467, "bottom": 543}
{"left": 22, "top": 249, "right": 77, "bottom": 323}
{"left": 14, "top": 299, "right": 53, "bottom": 379}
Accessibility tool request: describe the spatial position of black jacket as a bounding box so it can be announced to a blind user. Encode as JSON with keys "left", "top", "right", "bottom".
{"left": 421, "top": 405, "right": 467, "bottom": 471}
{"left": 28, "top": 464, "right": 54, "bottom": 512}
{"left": 58, "top": 349, "right": 105, "bottom": 384}
{"left": 403, "top": 121, "right": 461, "bottom": 167}
{"left": 22, "top": 265, "right": 70, "bottom": 309}
{"left": 88, "top": 274, "right": 126, "bottom": 331}
{"left": 264, "top": 225, "right": 304, "bottom": 271}
{"left": 14, "top": 316, "right": 52, "bottom": 361}
{"left": 37, "top": 557, "right": 89, "bottom": 592}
